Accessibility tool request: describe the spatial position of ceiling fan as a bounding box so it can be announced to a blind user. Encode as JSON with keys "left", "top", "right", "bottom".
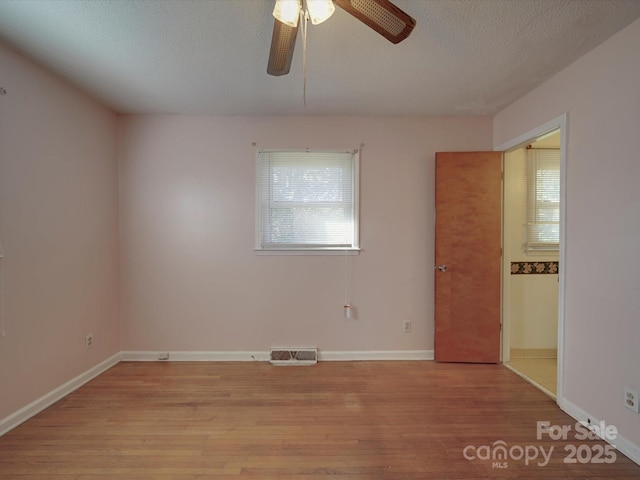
{"left": 267, "top": 0, "right": 416, "bottom": 76}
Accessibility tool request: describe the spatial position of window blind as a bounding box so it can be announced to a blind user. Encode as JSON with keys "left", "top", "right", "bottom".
{"left": 256, "top": 150, "right": 359, "bottom": 250}
{"left": 525, "top": 148, "right": 560, "bottom": 251}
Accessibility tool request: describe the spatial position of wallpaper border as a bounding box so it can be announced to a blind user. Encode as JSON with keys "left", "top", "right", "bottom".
{"left": 510, "top": 261, "right": 559, "bottom": 275}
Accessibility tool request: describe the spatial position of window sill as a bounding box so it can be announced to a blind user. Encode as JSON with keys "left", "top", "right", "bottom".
{"left": 254, "top": 248, "right": 361, "bottom": 256}
{"left": 525, "top": 249, "right": 559, "bottom": 257}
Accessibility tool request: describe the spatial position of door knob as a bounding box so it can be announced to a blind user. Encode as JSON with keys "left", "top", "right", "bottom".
{"left": 437, "top": 264, "right": 447, "bottom": 272}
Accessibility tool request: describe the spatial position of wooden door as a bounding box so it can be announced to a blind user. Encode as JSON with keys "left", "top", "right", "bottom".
{"left": 434, "top": 151, "right": 502, "bottom": 363}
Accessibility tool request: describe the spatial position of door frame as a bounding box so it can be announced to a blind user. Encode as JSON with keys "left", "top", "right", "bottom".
{"left": 494, "top": 113, "right": 567, "bottom": 409}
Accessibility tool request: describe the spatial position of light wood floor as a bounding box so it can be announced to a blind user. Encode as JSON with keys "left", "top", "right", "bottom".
{"left": 1, "top": 361, "right": 639, "bottom": 479}
{"left": 507, "top": 357, "right": 557, "bottom": 396}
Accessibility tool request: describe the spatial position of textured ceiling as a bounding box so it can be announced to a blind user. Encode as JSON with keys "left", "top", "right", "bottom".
{"left": 1, "top": 0, "right": 639, "bottom": 116}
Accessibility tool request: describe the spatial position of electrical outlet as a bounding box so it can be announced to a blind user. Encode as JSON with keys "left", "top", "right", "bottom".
{"left": 403, "top": 320, "right": 412, "bottom": 333}
{"left": 624, "top": 387, "right": 639, "bottom": 413}
{"left": 85, "top": 333, "right": 94, "bottom": 349}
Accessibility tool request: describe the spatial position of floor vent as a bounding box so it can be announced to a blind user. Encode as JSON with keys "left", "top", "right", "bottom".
{"left": 270, "top": 347, "right": 318, "bottom": 366}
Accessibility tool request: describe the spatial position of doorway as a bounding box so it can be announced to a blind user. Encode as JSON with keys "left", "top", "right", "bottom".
{"left": 497, "top": 115, "right": 566, "bottom": 404}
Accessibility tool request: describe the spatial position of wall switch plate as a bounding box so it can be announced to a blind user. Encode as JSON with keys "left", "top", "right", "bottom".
{"left": 624, "top": 387, "right": 639, "bottom": 413}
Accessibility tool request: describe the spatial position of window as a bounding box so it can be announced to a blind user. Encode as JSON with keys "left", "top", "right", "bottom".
{"left": 256, "top": 149, "right": 359, "bottom": 252}
{"left": 526, "top": 148, "right": 560, "bottom": 251}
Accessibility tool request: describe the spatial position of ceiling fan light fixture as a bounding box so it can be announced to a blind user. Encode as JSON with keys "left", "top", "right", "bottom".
{"left": 268, "top": 0, "right": 416, "bottom": 77}
{"left": 273, "top": 0, "right": 301, "bottom": 27}
{"left": 306, "top": 0, "right": 336, "bottom": 25}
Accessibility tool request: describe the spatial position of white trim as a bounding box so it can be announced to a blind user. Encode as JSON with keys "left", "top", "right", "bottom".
{"left": 319, "top": 350, "right": 433, "bottom": 361}
{"left": 254, "top": 249, "right": 360, "bottom": 256}
{"left": 556, "top": 115, "right": 568, "bottom": 410}
{"left": 121, "top": 350, "right": 433, "bottom": 362}
{"left": 0, "top": 352, "right": 121, "bottom": 437}
{"left": 495, "top": 113, "right": 567, "bottom": 410}
{"left": 255, "top": 149, "right": 360, "bottom": 252}
{"left": 270, "top": 360, "right": 317, "bottom": 366}
{"left": 500, "top": 151, "right": 507, "bottom": 363}
{"left": 494, "top": 114, "right": 567, "bottom": 152}
{"left": 120, "top": 351, "right": 270, "bottom": 362}
{"left": 562, "top": 399, "right": 640, "bottom": 466}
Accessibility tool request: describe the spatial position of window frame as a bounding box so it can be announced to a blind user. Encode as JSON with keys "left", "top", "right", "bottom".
{"left": 254, "top": 149, "right": 360, "bottom": 255}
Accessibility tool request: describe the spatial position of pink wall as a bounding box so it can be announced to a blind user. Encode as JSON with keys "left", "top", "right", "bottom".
{"left": 494, "top": 19, "right": 640, "bottom": 449}
{"left": 1, "top": 7, "right": 637, "bottom": 452}
{"left": 119, "top": 115, "right": 492, "bottom": 352}
{"left": 0, "top": 42, "right": 120, "bottom": 419}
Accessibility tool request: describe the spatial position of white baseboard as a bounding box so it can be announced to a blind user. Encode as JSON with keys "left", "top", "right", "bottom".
{"left": 0, "top": 352, "right": 121, "bottom": 437}
{"left": 120, "top": 350, "right": 270, "bottom": 362}
{"left": 319, "top": 350, "right": 434, "bottom": 361}
{"left": 121, "top": 350, "right": 434, "bottom": 362}
{"left": 562, "top": 398, "right": 640, "bottom": 466}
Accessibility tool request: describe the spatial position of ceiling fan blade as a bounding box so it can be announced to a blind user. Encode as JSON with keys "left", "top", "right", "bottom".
{"left": 334, "top": 0, "right": 416, "bottom": 44}
{"left": 267, "top": 19, "right": 299, "bottom": 76}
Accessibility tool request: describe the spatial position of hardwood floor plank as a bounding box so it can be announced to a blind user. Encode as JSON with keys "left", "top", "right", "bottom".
{"left": 0, "top": 361, "right": 639, "bottom": 479}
